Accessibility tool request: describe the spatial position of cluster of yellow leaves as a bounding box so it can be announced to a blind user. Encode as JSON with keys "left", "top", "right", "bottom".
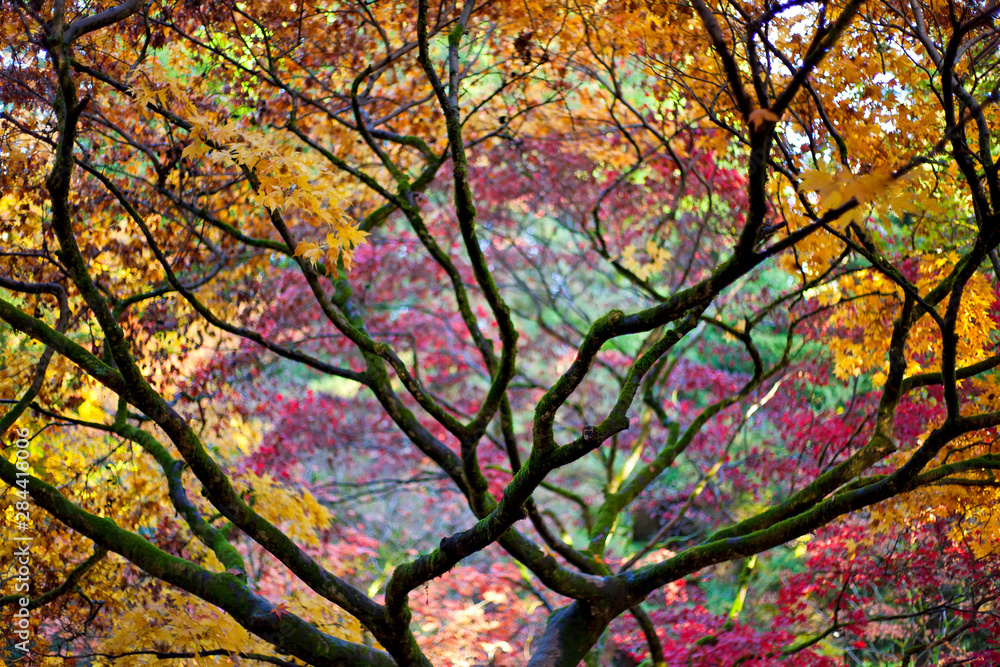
{"left": 825, "top": 253, "right": 996, "bottom": 384}
{"left": 98, "top": 580, "right": 363, "bottom": 667}
{"left": 0, "top": 345, "right": 34, "bottom": 398}
{"left": 195, "top": 119, "right": 370, "bottom": 269}
{"left": 101, "top": 588, "right": 294, "bottom": 667}
{"left": 620, "top": 239, "right": 672, "bottom": 281}
{"left": 100, "top": 589, "right": 255, "bottom": 667}
{"left": 0, "top": 412, "right": 166, "bottom": 657}
{"left": 128, "top": 48, "right": 369, "bottom": 272}
{"left": 0, "top": 193, "right": 45, "bottom": 247}
{"left": 232, "top": 473, "right": 333, "bottom": 548}
{"left": 774, "top": 163, "right": 948, "bottom": 280}
{"left": 0, "top": 369, "right": 367, "bottom": 661}
{"left": 874, "top": 433, "right": 1000, "bottom": 558}
{"left": 797, "top": 165, "right": 941, "bottom": 227}
{"left": 294, "top": 224, "right": 370, "bottom": 271}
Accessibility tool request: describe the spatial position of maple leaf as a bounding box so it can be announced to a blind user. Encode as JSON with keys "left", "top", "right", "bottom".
{"left": 271, "top": 602, "right": 291, "bottom": 619}
{"left": 335, "top": 225, "right": 370, "bottom": 250}
{"left": 295, "top": 241, "right": 324, "bottom": 262}
{"left": 181, "top": 138, "right": 211, "bottom": 161}
{"left": 797, "top": 169, "right": 835, "bottom": 193}
{"left": 747, "top": 108, "right": 780, "bottom": 131}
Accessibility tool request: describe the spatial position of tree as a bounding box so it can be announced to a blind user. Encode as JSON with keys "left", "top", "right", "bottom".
{"left": 3, "top": 0, "right": 1000, "bottom": 664}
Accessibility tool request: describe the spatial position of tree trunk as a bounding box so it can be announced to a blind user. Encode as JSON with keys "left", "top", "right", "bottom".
{"left": 528, "top": 602, "right": 616, "bottom": 667}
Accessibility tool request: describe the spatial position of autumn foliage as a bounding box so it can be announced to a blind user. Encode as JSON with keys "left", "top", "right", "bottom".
{"left": 4, "top": 0, "right": 1000, "bottom": 665}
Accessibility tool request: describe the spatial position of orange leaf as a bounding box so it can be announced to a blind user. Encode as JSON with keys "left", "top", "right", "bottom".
{"left": 748, "top": 108, "right": 781, "bottom": 131}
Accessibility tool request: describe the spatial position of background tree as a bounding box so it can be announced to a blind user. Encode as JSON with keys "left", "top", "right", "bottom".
{"left": 3, "top": 0, "right": 1000, "bottom": 665}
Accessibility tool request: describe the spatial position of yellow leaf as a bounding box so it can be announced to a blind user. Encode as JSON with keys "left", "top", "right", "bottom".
{"left": 336, "top": 225, "right": 369, "bottom": 250}
{"left": 182, "top": 139, "right": 210, "bottom": 161}
{"left": 797, "top": 170, "right": 835, "bottom": 193}
{"left": 295, "top": 241, "right": 324, "bottom": 262}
